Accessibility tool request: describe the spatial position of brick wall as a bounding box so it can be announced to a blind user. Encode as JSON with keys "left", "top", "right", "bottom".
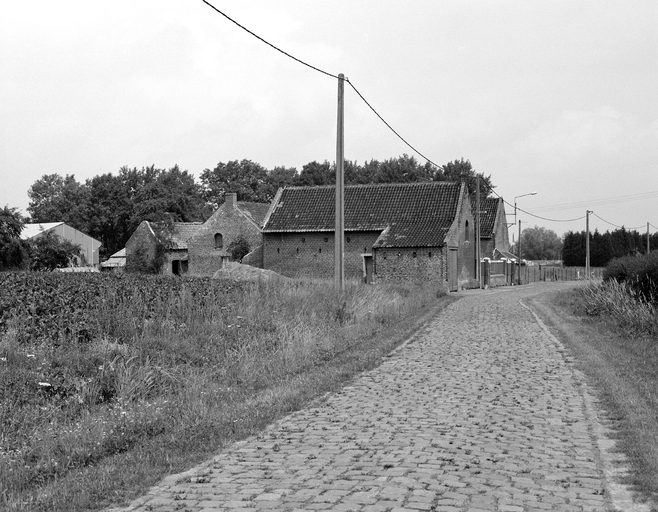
{"left": 373, "top": 247, "right": 447, "bottom": 284}
{"left": 188, "top": 196, "right": 263, "bottom": 276}
{"left": 263, "top": 231, "right": 380, "bottom": 279}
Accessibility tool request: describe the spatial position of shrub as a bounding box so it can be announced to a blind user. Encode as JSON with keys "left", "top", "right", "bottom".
{"left": 604, "top": 251, "right": 658, "bottom": 304}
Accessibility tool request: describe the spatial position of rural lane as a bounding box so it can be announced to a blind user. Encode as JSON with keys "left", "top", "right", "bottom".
{"left": 108, "top": 282, "right": 647, "bottom": 512}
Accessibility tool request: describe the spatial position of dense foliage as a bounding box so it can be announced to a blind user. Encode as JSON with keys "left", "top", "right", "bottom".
{"left": 17, "top": 156, "right": 493, "bottom": 261}
{"left": 603, "top": 251, "right": 658, "bottom": 304}
{"left": 517, "top": 225, "right": 562, "bottom": 260}
{"left": 0, "top": 206, "right": 29, "bottom": 270}
{"left": 563, "top": 228, "right": 658, "bottom": 267}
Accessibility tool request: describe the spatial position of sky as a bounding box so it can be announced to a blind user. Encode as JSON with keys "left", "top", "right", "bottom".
{"left": 1, "top": 0, "right": 657, "bottom": 240}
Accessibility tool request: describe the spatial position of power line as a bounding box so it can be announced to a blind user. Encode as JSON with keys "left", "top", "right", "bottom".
{"left": 591, "top": 213, "right": 645, "bottom": 230}
{"left": 200, "top": 1, "right": 444, "bottom": 168}
{"left": 200, "top": 0, "right": 339, "bottom": 80}
{"left": 527, "top": 190, "right": 658, "bottom": 214}
{"left": 487, "top": 186, "right": 585, "bottom": 223}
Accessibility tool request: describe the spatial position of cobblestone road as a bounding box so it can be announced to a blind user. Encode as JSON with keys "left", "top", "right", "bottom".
{"left": 110, "top": 283, "right": 647, "bottom": 512}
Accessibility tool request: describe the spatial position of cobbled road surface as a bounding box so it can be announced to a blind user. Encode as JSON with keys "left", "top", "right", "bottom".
{"left": 110, "top": 282, "right": 648, "bottom": 512}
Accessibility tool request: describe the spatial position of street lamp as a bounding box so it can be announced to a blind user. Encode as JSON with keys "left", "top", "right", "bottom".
{"left": 514, "top": 192, "right": 537, "bottom": 233}
{"left": 513, "top": 191, "right": 536, "bottom": 285}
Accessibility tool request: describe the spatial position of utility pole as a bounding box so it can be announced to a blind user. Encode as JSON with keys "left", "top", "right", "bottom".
{"left": 586, "top": 210, "right": 592, "bottom": 279}
{"left": 334, "top": 73, "right": 345, "bottom": 292}
{"left": 648, "top": 222, "right": 651, "bottom": 255}
{"left": 517, "top": 220, "right": 522, "bottom": 285}
{"left": 476, "top": 176, "right": 481, "bottom": 287}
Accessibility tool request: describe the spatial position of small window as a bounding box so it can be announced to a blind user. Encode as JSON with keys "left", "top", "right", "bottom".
{"left": 277, "top": 248, "right": 280, "bottom": 254}
{"left": 296, "top": 248, "right": 299, "bottom": 254}
{"left": 301, "top": 237, "right": 306, "bottom": 243}
{"left": 214, "top": 233, "right": 223, "bottom": 249}
{"left": 428, "top": 251, "right": 432, "bottom": 258}
{"left": 412, "top": 252, "right": 417, "bottom": 258}
{"left": 319, "top": 247, "right": 322, "bottom": 253}
{"left": 346, "top": 237, "right": 351, "bottom": 243}
{"left": 324, "top": 237, "right": 328, "bottom": 243}
{"left": 465, "top": 221, "right": 470, "bottom": 241}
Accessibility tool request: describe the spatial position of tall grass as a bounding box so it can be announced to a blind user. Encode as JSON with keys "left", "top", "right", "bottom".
{"left": 577, "top": 279, "right": 658, "bottom": 338}
{"left": 0, "top": 274, "right": 446, "bottom": 510}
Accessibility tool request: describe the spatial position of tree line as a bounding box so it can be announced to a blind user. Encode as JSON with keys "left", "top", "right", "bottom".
{"left": 2, "top": 156, "right": 491, "bottom": 265}
{"left": 562, "top": 228, "right": 658, "bottom": 267}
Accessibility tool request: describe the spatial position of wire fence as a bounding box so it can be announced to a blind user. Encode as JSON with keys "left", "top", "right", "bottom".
{"left": 482, "top": 260, "right": 605, "bottom": 287}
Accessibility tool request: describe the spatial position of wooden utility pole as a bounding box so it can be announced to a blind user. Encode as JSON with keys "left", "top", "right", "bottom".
{"left": 476, "top": 176, "right": 481, "bottom": 287}
{"left": 586, "top": 210, "right": 592, "bottom": 279}
{"left": 648, "top": 222, "right": 651, "bottom": 254}
{"left": 334, "top": 73, "right": 345, "bottom": 291}
{"left": 517, "top": 220, "right": 522, "bottom": 285}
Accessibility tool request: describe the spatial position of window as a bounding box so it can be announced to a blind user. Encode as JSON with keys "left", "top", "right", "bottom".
{"left": 214, "top": 233, "right": 223, "bottom": 249}
{"left": 412, "top": 252, "right": 417, "bottom": 258}
{"left": 465, "top": 221, "right": 470, "bottom": 241}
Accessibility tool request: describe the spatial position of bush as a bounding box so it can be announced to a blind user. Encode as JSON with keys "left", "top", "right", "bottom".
{"left": 604, "top": 251, "right": 658, "bottom": 304}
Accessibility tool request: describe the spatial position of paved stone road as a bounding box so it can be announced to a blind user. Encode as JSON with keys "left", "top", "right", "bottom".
{"left": 110, "top": 283, "right": 648, "bottom": 512}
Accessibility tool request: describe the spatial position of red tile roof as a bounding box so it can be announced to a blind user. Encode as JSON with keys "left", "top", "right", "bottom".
{"left": 237, "top": 202, "right": 270, "bottom": 227}
{"left": 472, "top": 197, "right": 503, "bottom": 238}
{"left": 263, "top": 182, "right": 463, "bottom": 248}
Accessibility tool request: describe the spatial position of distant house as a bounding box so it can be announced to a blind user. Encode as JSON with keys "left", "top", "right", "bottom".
{"left": 100, "top": 248, "right": 126, "bottom": 272}
{"left": 187, "top": 193, "right": 270, "bottom": 275}
{"left": 125, "top": 221, "right": 202, "bottom": 275}
{"left": 124, "top": 193, "right": 270, "bottom": 276}
{"left": 261, "top": 182, "right": 475, "bottom": 290}
{"left": 21, "top": 222, "right": 101, "bottom": 267}
{"left": 473, "top": 197, "right": 511, "bottom": 258}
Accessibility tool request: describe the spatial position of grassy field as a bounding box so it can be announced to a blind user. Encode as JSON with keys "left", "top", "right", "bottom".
{"left": 0, "top": 272, "right": 453, "bottom": 512}
{"left": 532, "top": 280, "right": 658, "bottom": 509}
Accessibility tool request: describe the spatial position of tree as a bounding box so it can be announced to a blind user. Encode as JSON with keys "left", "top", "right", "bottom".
{"left": 27, "top": 174, "right": 89, "bottom": 230}
{"left": 226, "top": 234, "right": 251, "bottom": 262}
{"left": 0, "top": 206, "right": 29, "bottom": 270}
{"left": 433, "top": 158, "right": 493, "bottom": 198}
{"left": 294, "top": 160, "right": 333, "bottom": 186}
{"left": 519, "top": 225, "right": 563, "bottom": 260}
{"left": 200, "top": 160, "right": 269, "bottom": 206}
{"left": 27, "top": 231, "right": 81, "bottom": 271}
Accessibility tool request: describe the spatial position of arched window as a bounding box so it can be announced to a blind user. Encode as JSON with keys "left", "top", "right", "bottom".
{"left": 214, "top": 233, "right": 223, "bottom": 249}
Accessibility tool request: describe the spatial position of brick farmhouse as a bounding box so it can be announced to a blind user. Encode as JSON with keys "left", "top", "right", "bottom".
{"left": 124, "top": 193, "right": 269, "bottom": 276}
{"left": 261, "top": 181, "right": 475, "bottom": 290}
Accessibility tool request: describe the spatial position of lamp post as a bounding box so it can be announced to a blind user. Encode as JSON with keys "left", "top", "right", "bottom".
{"left": 513, "top": 192, "right": 536, "bottom": 285}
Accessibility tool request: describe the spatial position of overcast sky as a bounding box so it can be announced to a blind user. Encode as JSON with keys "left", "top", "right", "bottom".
{"left": 1, "top": 1, "right": 656, "bottom": 238}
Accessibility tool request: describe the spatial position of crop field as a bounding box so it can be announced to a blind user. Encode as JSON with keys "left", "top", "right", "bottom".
{"left": 0, "top": 271, "right": 448, "bottom": 511}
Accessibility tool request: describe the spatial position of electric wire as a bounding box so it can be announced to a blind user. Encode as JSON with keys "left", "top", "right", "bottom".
{"left": 528, "top": 190, "right": 658, "bottom": 214}
{"left": 201, "top": 1, "right": 652, "bottom": 231}
{"left": 591, "top": 213, "right": 645, "bottom": 230}
{"left": 200, "top": 0, "right": 340, "bottom": 80}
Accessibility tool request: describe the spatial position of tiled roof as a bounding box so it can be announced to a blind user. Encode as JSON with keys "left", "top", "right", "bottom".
{"left": 237, "top": 202, "right": 271, "bottom": 227}
{"left": 101, "top": 248, "right": 126, "bottom": 268}
{"left": 472, "top": 197, "right": 502, "bottom": 238}
{"left": 263, "top": 182, "right": 463, "bottom": 248}
{"left": 169, "top": 222, "right": 203, "bottom": 250}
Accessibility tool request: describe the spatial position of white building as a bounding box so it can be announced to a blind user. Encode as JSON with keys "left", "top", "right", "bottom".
{"left": 21, "top": 222, "right": 102, "bottom": 267}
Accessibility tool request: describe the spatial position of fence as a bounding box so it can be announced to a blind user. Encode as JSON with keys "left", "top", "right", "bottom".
{"left": 480, "top": 260, "right": 604, "bottom": 287}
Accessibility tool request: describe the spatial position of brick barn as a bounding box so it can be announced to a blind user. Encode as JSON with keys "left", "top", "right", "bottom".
{"left": 187, "top": 193, "right": 270, "bottom": 275}
{"left": 261, "top": 181, "right": 475, "bottom": 290}
{"left": 474, "top": 197, "right": 511, "bottom": 258}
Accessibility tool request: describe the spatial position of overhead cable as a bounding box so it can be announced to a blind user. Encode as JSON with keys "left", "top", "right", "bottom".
{"left": 591, "top": 213, "right": 645, "bottom": 230}
{"left": 200, "top": 0, "right": 339, "bottom": 80}
{"left": 486, "top": 186, "right": 585, "bottom": 223}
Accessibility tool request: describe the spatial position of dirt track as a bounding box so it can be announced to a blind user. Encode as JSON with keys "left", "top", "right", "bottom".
{"left": 108, "top": 282, "right": 649, "bottom": 512}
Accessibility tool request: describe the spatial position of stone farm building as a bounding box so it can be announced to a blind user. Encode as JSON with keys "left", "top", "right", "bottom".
{"left": 474, "top": 197, "right": 511, "bottom": 258}
{"left": 261, "top": 181, "right": 475, "bottom": 290}
{"left": 124, "top": 193, "right": 270, "bottom": 276}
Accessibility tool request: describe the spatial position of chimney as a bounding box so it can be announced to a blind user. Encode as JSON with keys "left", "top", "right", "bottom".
{"left": 225, "top": 193, "right": 237, "bottom": 208}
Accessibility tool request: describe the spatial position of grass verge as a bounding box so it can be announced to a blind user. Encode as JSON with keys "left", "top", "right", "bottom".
{"left": 1, "top": 274, "right": 455, "bottom": 511}
{"left": 527, "top": 284, "right": 658, "bottom": 509}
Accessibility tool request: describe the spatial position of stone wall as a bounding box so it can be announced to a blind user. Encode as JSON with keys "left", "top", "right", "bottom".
{"left": 263, "top": 231, "right": 380, "bottom": 280}
{"left": 373, "top": 247, "right": 447, "bottom": 284}
{"left": 125, "top": 221, "right": 157, "bottom": 272}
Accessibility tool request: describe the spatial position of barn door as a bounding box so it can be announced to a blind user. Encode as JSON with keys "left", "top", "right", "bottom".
{"left": 448, "top": 248, "right": 458, "bottom": 292}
